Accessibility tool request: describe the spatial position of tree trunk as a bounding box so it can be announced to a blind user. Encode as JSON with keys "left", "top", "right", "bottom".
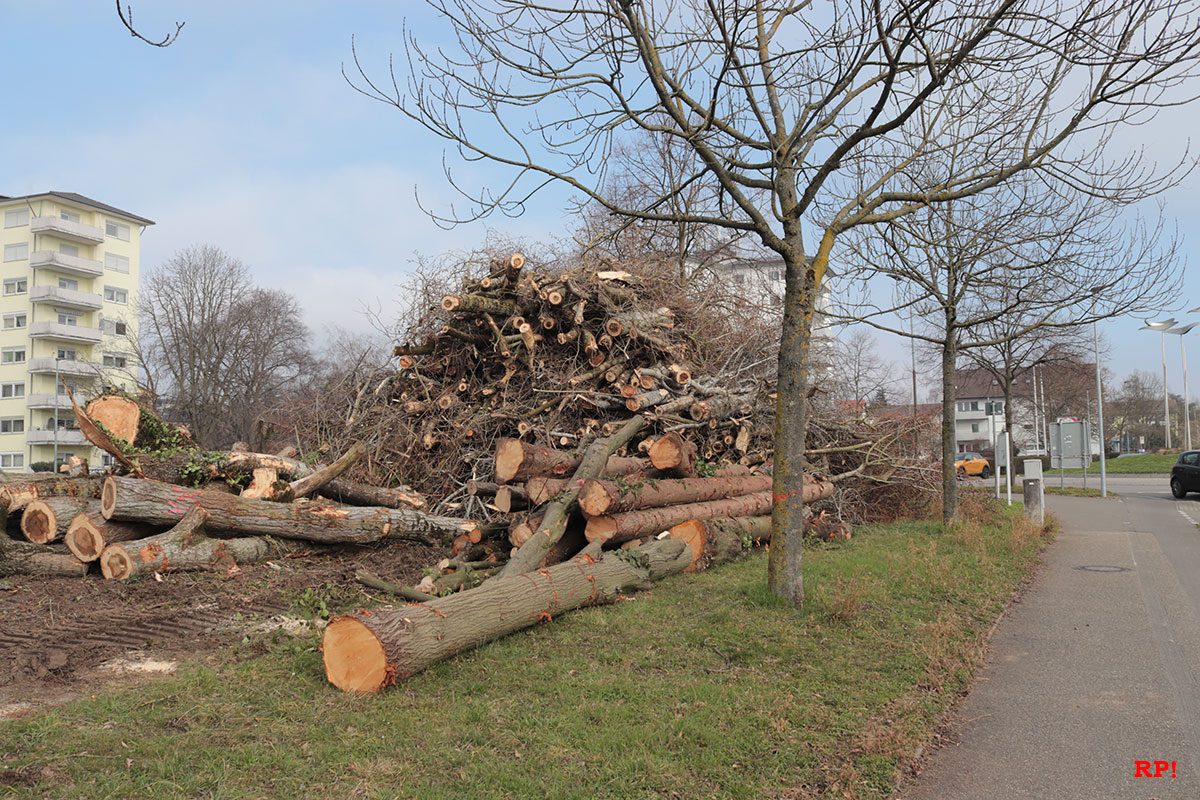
{"left": 494, "top": 439, "right": 648, "bottom": 483}
{"left": 64, "top": 511, "right": 162, "bottom": 563}
{"left": 496, "top": 416, "right": 647, "bottom": 578}
{"left": 322, "top": 537, "right": 692, "bottom": 692}
{"left": 667, "top": 516, "right": 769, "bottom": 573}
{"left": 318, "top": 479, "right": 425, "bottom": 510}
{"left": 85, "top": 394, "right": 141, "bottom": 444}
{"left": 0, "top": 534, "right": 87, "bottom": 577}
{"left": 289, "top": 443, "right": 366, "bottom": 499}
{"left": 772, "top": 234, "right": 831, "bottom": 605}
{"left": 647, "top": 432, "right": 697, "bottom": 477}
{"left": 494, "top": 485, "right": 529, "bottom": 513}
{"left": 942, "top": 323, "right": 959, "bottom": 523}
{"left": 578, "top": 474, "right": 777, "bottom": 517}
{"left": 240, "top": 468, "right": 279, "bottom": 500}
{"left": 21, "top": 497, "right": 100, "bottom": 544}
{"left": 100, "top": 507, "right": 328, "bottom": 581}
{"left": 586, "top": 492, "right": 786, "bottom": 546}
{"left": 0, "top": 476, "right": 101, "bottom": 515}
{"left": 101, "top": 476, "right": 475, "bottom": 546}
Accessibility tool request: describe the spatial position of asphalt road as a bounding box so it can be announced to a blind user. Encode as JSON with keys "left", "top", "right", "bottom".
{"left": 899, "top": 475, "right": 1200, "bottom": 799}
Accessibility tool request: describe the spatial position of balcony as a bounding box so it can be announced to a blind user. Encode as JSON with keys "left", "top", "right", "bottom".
{"left": 29, "top": 250, "right": 104, "bottom": 278}
{"left": 26, "top": 428, "right": 90, "bottom": 446}
{"left": 28, "top": 321, "right": 102, "bottom": 344}
{"left": 27, "top": 358, "right": 102, "bottom": 379}
{"left": 30, "top": 216, "right": 104, "bottom": 245}
{"left": 29, "top": 284, "right": 103, "bottom": 310}
{"left": 26, "top": 393, "right": 73, "bottom": 410}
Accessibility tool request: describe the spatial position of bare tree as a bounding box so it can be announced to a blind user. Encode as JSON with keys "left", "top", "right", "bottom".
{"left": 842, "top": 175, "right": 1178, "bottom": 520}
{"left": 348, "top": 0, "right": 1200, "bottom": 603}
{"left": 823, "top": 329, "right": 898, "bottom": 415}
{"left": 141, "top": 245, "right": 311, "bottom": 449}
{"left": 115, "top": 2, "right": 184, "bottom": 47}
{"left": 1109, "top": 370, "right": 1170, "bottom": 450}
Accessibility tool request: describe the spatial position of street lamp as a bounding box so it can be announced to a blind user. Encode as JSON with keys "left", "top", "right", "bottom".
{"left": 1140, "top": 318, "right": 1177, "bottom": 449}
{"left": 1094, "top": 323, "right": 1107, "bottom": 497}
{"left": 1166, "top": 322, "right": 1198, "bottom": 450}
{"left": 53, "top": 356, "right": 62, "bottom": 472}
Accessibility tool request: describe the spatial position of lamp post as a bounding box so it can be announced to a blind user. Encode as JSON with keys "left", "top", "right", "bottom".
{"left": 1140, "top": 318, "right": 1177, "bottom": 449}
{"left": 1166, "top": 322, "right": 1198, "bottom": 450}
{"left": 53, "top": 356, "right": 62, "bottom": 472}
{"left": 1095, "top": 323, "right": 1106, "bottom": 497}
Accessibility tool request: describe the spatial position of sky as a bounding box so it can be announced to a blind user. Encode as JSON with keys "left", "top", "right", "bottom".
{"left": 1, "top": 1, "right": 1198, "bottom": 411}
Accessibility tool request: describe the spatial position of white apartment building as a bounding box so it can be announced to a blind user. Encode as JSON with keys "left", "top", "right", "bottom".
{"left": 0, "top": 192, "right": 149, "bottom": 471}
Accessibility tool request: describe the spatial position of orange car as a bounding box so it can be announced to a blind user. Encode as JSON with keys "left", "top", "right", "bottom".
{"left": 955, "top": 452, "right": 991, "bottom": 479}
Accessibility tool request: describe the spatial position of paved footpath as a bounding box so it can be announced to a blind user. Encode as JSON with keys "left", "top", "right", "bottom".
{"left": 899, "top": 477, "right": 1200, "bottom": 799}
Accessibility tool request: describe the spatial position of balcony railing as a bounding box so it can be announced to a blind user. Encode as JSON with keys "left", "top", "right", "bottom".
{"left": 26, "top": 428, "right": 89, "bottom": 446}
{"left": 28, "top": 321, "right": 102, "bottom": 344}
{"left": 30, "top": 216, "right": 104, "bottom": 244}
{"left": 29, "top": 250, "right": 104, "bottom": 277}
{"left": 26, "top": 393, "right": 73, "bottom": 410}
{"left": 29, "top": 284, "right": 104, "bottom": 310}
{"left": 26, "top": 358, "right": 102, "bottom": 378}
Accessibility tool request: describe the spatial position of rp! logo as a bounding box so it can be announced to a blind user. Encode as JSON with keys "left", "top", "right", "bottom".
{"left": 1134, "top": 760, "right": 1177, "bottom": 778}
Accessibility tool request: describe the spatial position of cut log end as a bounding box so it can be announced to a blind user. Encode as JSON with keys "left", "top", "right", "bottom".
{"left": 494, "top": 439, "right": 525, "bottom": 484}
{"left": 578, "top": 480, "right": 611, "bottom": 518}
{"left": 21, "top": 501, "right": 57, "bottom": 544}
{"left": 99, "top": 544, "right": 135, "bottom": 581}
{"left": 65, "top": 516, "right": 103, "bottom": 561}
{"left": 323, "top": 616, "right": 390, "bottom": 694}
{"left": 667, "top": 519, "right": 707, "bottom": 573}
{"left": 583, "top": 516, "right": 618, "bottom": 543}
{"left": 101, "top": 478, "right": 117, "bottom": 519}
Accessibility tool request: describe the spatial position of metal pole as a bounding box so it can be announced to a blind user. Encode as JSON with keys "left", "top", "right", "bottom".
{"left": 1163, "top": 331, "right": 1172, "bottom": 449}
{"left": 1095, "top": 323, "right": 1107, "bottom": 498}
{"left": 1005, "top": 431, "right": 1012, "bottom": 505}
{"left": 1084, "top": 389, "right": 1089, "bottom": 491}
{"left": 53, "top": 359, "right": 59, "bottom": 471}
{"left": 910, "top": 313, "right": 917, "bottom": 415}
{"left": 1182, "top": 334, "right": 1191, "bottom": 451}
{"left": 992, "top": 410, "right": 1000, "bottom": 499}
{"left": 1058, "top": 421, "right": 1065, "bottom": 490}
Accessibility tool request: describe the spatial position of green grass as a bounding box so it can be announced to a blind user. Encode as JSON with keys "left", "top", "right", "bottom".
{"left": 1043, "top": 486, "right": 1117, "bottom": 498}
{"left": 0, "top": 500, "right": 1048, "bottom": 800}
{"left": 1055, "top": 452, "right": 1177, "bottom": 474}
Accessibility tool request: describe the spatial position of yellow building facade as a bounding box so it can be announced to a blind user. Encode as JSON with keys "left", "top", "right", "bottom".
{"left": 0, "top": 192, "right": 150, "bottom": 471}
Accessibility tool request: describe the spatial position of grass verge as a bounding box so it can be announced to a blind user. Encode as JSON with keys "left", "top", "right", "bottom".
{"left": 1043, "top": 486, "right": 1117, "bottom": 498}
{"left": 0, "top": 497, "right": 1048, "bottom": 800}
{"left": 1055, "top": 452, "right": 1177, "bottom": 474}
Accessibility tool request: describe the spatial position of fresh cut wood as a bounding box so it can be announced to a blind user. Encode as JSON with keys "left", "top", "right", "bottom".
{"left": 578, "top": 474, "right": 775, "bottom": 517}
{"left": 494, "top": 438, "right": 648, "bottom": 483}
{"left": 0, "top": 476, "right": 101, "bottom": 515}
{"left": 20, "top": 497, "right": 100, "bottom": 544}
{"left": 667, "top": 516, "right": 770, "bottom": 573}
{"left": 65, "top": 512, "right": 163, "bottom": 563}
{"left": 101, "top": 476, "right": 475, "bottom": 547}
{"left": 647, "top": 432, "right": 697, "bottom": 477}
{"left": 322, "top": 537, "right": 692, "bottom": 692}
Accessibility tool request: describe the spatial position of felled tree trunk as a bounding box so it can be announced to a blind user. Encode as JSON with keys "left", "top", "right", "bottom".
{"left": 318, "top": 479, "right": 425, "bottom": 510}
{"left": 0, "top": 476, "right": 101, "bottom": 515}
{"left": 21, "top": 497, "right": 100, "bottom": 544}
{"left": 585, "top": 493, "right": 775, "bottom": 546}
{"left": 322, "top": 537, "right": 692, "bottom": 692}
{"left": 648, "top": 432, "right": 697, "bottom": 477}
{"left": 494, "top": 439, "right": 647, "bottom": 483}
{"left": 99, "top": 506, "right": 328, "bottom": 581}
{"left": 101, "top": 476, "right": 474, "bottom": 546}
{"left": 85, "top": 394, "right": 141, "bottom": 444}
{"left": 289, "top": 443, "right": 366, "bottom": 499}
{"left": 64, "top": 512, "right": 163, "bottom": 563}
{"left": 667, "top": 516, "right": 770, "bottom": 573}
{"left": 0, "top": 535, "right": 87, "bottom": 577}
{"left": 578, "top": 475, "right": 775, "bottom": 517}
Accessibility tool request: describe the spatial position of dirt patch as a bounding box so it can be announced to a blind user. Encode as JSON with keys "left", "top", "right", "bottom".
{"left": 0, "top": 539, "right": 442, "bottom": 713}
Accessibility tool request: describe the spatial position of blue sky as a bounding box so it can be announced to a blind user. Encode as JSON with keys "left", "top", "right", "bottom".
{"left": 1, "top": 1, "right": 1197, "bottom": 410}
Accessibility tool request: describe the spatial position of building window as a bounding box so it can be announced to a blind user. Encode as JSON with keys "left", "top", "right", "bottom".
{"left": 2, "top": 347, "right": 26, "bottom": 364}
{"left": 57, "top": 348, "right": 77, "bottom": 361}
{"left": 3, "top": 243, "right": 28, "bottom": 262}
{"left": 970, "top": 423, "right": 980, "bottom": 433}
{"left": 2, "top": 313, "right": 26, "bottom": 330}
{"left": 4, "top": 209, "right": 29, "bottom": 228}
{"left": 57, "top": 310, "right": 80, "bottom": 326}
{"left": 104, "top": 252, "right": 130, "bottom": 273}
{"left": 105, "top": 221, "right": 130, "bottom": 241}
{"left": 58, "top": 243, "right": 79, "bottom": 257}
{"left": 102, "top": 353, "right": 128, "bottom": 369}
{"left": 0, "top": 453, "right": 24, "bottom": 469}
{"left": 0, "top": 418, "right": 23, "bottom": 434}
{"left": 0, "top": 382, "right": 25, "bottom": 398}
{"left": 56, "top": 381, "right": 77, "bottom": 396}
{"left": 101, "top": 318, "right": 128, "bottom": 336}
{"left": 60, "top": 210, "right": 81, "bottom": 223}
{"left": 103, "top": 286, "right": 128, "bottom": 304}
{"left": 2, "top": 278, "right": 26, "bottom": 296}
{"left": 58, "top": 277, "right": 79, "bottom": 291}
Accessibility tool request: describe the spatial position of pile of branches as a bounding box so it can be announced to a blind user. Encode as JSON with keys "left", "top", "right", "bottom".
{"left": 0, "top": 395, "right": 474, "bottom": 582}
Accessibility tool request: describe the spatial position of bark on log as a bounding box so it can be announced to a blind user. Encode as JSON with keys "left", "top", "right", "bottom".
{"left": 497, "top": 416, "right": 647, "bottom": 578}
{"left": 322, "top": 537, "right": 692, "bottom": 692}
{"left": 0, "top": 476, "right": 101, "bottom": 514}
{"left": 21, "top": 497, "right": 100, "bottom": 544}
{"left": 318, "top": 480, "right": 425, "bottom": 510}
{"left": 101, "top": 476, "right": 475, "bottom": 547}
{"left": 100, "top": 507, "right": 330, "bottom": 581}
{"left": 0, "top": 535, "right": 87, "bottom": 577}
{"left": 65, "top": 511, "right": 162, "bottom": 563}
{"left": 667, "top": 516, "right": 769, "bottom": 573}
{"left": 648, "top": 432, "right": 697, "bottom": 477}
{"left": 578, "top": 475, "right": 775, "bottom": 517}
{"left": 494, "top": 438, "right": 649, "bottom": 483}
{"left": 289, "top": 443, "right": 367, "bottom": 499}
{"left": 585, "top": 493, "right": 773, "bottom": 545}
{"left": 440, "top": 294, "right": 517, "bottom": 315}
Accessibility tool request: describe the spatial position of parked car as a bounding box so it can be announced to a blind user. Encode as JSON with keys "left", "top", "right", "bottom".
{"left": 1170, "top": 451, "right": 1200, "bottom": 498}
{"left": 955, "top": 452, "right": 991, "bottom": 479}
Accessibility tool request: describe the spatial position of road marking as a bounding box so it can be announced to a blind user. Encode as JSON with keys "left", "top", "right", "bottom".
{"left": 1178, "top": 507, "right": 1198, "bottom": 526}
